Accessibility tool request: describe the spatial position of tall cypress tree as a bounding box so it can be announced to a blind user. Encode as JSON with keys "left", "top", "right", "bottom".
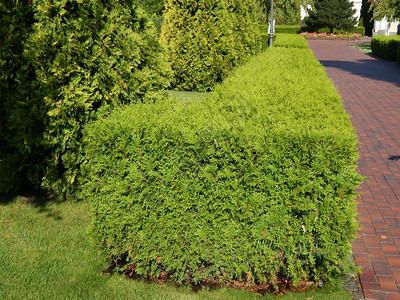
{"left": 305, "top": 0, "right": 357, "bottom": 33}
{"left": 360, "top": 0, "right": 373, "bottom": 36}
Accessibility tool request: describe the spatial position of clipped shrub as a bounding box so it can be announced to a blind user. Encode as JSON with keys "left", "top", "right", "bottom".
{"left": 275, "top": 25, "right": 302, "bottom": 34}
{"left": 259, "top": 24, "right": 364, "bottom": 35}
{"left": 274, "top": 33, "right": 309, "bottom": 48}
{"left": 0, "top": 0, "right": 171, "bottom": 194}
{"left": 160, "top": 0, "right": 261, "bottom": 92}
{"left": 316, "top": 26, "right": 365, "bottom": 35}
{"left": 353, "top": 26, "right": 366, "bottom": 35}
{"left": 82, "top": 35, "right": 362, "bottom": 288}
{"left": 371, "top": 35, "right": 400, "bottom": 61}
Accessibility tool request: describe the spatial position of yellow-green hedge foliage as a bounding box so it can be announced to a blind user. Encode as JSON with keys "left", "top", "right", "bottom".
{"left": 82, "top": 35, "right": 362, "bottom": 287}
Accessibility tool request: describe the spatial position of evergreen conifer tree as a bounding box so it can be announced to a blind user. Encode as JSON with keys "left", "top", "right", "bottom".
{"left": 305, "top": 0, "right": 357, "bottom": 33}
{"left": 0, "top": 0, "right": 171, "bottom": 194}
{"left": 360, "top": 0, "right": 373, "bottom": 36}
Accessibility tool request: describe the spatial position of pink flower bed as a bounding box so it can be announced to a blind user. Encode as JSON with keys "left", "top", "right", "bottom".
{"left": 300, "top": 32, "right": 363, "bottom": 39}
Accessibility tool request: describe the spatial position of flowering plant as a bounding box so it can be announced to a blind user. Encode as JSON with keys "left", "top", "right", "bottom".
{"left": 300, "top": 32, "right": 363, "bottom": 39}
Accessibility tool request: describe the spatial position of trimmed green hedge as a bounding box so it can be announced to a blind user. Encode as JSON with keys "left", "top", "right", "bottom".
{"left": 276, "top": 25, "right": 305, "bottom": 34}
{"left": 260, "top": 24, "right": 365, "bottom": 35}
{"left": 274, "top": 33, "right": 309, "bottom": 48}
{"left": 371, "top": 35, "right": 400, "bottom": 61}
{"left": 314, "top": 26, "right": 365, "bottom": 35}
{"left": 82, "top": 35, "right": 362, "bottom": 288}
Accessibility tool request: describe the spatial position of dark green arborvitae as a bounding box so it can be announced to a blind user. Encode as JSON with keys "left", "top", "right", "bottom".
{"left": 305, "top": 0, "right": 357, "bottom": 33}
{"left": 161, "top": 0, "right": 261, "bottom": 92}
{"left": 360, "top": 0, "right": 373, "bottom": 36}
{"left": 0, "top": 0, "right": 171, "bottom": 195}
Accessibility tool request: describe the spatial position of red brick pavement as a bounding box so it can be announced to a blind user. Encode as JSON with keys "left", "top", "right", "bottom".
{"left": 307, "top": 39, "right": 400, "bottom": 300}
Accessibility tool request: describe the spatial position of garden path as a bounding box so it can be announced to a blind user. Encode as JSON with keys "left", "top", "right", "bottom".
{"left": 308, "top": 39, "right": 400, "bottom": 300}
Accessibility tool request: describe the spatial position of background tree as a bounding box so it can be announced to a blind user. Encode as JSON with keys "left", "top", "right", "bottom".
{"left": 360, "top": 0, "right": 373, "bottom": 36}
{"left": 0, "top": 0, "right": 171, "bottom": 195}
{"left": 257, "top": 0, "right": 312, "bottom": 24}
{"left": 305, "top": 0, "right": 357, "bottom": 33}
{"left": 369, "top": 0, "right": 400, "bottom": 21}
{"left": 161, "top": 0, "right": 261, "bottom": 92}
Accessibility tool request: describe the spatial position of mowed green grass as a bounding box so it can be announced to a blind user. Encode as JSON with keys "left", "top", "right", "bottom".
{"left": 352, "top": 43, "right": 372, "bottom": 54}
{"left": 0, "top": 193, "right": 353, "bottom": 300}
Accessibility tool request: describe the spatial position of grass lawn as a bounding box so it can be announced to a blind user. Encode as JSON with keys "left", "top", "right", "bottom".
{"left": 352, "top": 43, "right": 372, "bottom": 54}
{"left": 0, "top": 194, "right": 354, "bottom": 300}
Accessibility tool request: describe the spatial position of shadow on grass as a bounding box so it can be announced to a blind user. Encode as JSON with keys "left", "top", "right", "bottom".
{"left": 0, "top": 188, "right": 64, "bottom": 221}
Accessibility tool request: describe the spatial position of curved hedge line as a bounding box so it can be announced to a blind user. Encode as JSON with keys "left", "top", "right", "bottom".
{"left": 82, "top": 35, "right": 362, "bottom": 287}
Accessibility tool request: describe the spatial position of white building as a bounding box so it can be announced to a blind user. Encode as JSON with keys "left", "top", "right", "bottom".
{"left": 373, "top": 19, "right": 399, "bottom": 36}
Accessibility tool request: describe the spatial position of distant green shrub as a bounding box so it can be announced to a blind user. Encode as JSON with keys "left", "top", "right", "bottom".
{"left": 314, "top": 26, "right": 364, "bottom": 34}
{"left": 371, "top": 35, "right": 400, "bottom": 61}
{"left": 355, "top": 26, "right": 366, "bottom": 35}
{"left": 82, "top": 35, "right": 362, "bottom": 288}
{"left": 161, "top": 0, "right": 261, "bottom": 92}
{"left": 259, "top": 24, "right": 364, "bottom": 35}
{"left": 274, "top": 33, "right": 309, "bottom": 48}
{"left": 0, "top": 0, "right": 171, "bottom": 194}
{"left": 275, "top": 25, "right": 302, "bottom": 34}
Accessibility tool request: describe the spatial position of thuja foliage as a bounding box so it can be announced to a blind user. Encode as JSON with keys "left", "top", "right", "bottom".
{"left": 82, "top": 34, "right": 362, "bottom": 287}
{"left": 305, "top": 0, "right": 357, "bottom": 33}
{"left": 0, "top": 0, "right": 170, "bottom": 194}
{"left": 160, "top": 0, "right": 261, "bottom": 92}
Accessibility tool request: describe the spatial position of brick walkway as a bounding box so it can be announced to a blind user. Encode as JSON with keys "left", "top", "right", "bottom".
{"left": 307, "top": 39, "right": 400, "bottom": 300}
